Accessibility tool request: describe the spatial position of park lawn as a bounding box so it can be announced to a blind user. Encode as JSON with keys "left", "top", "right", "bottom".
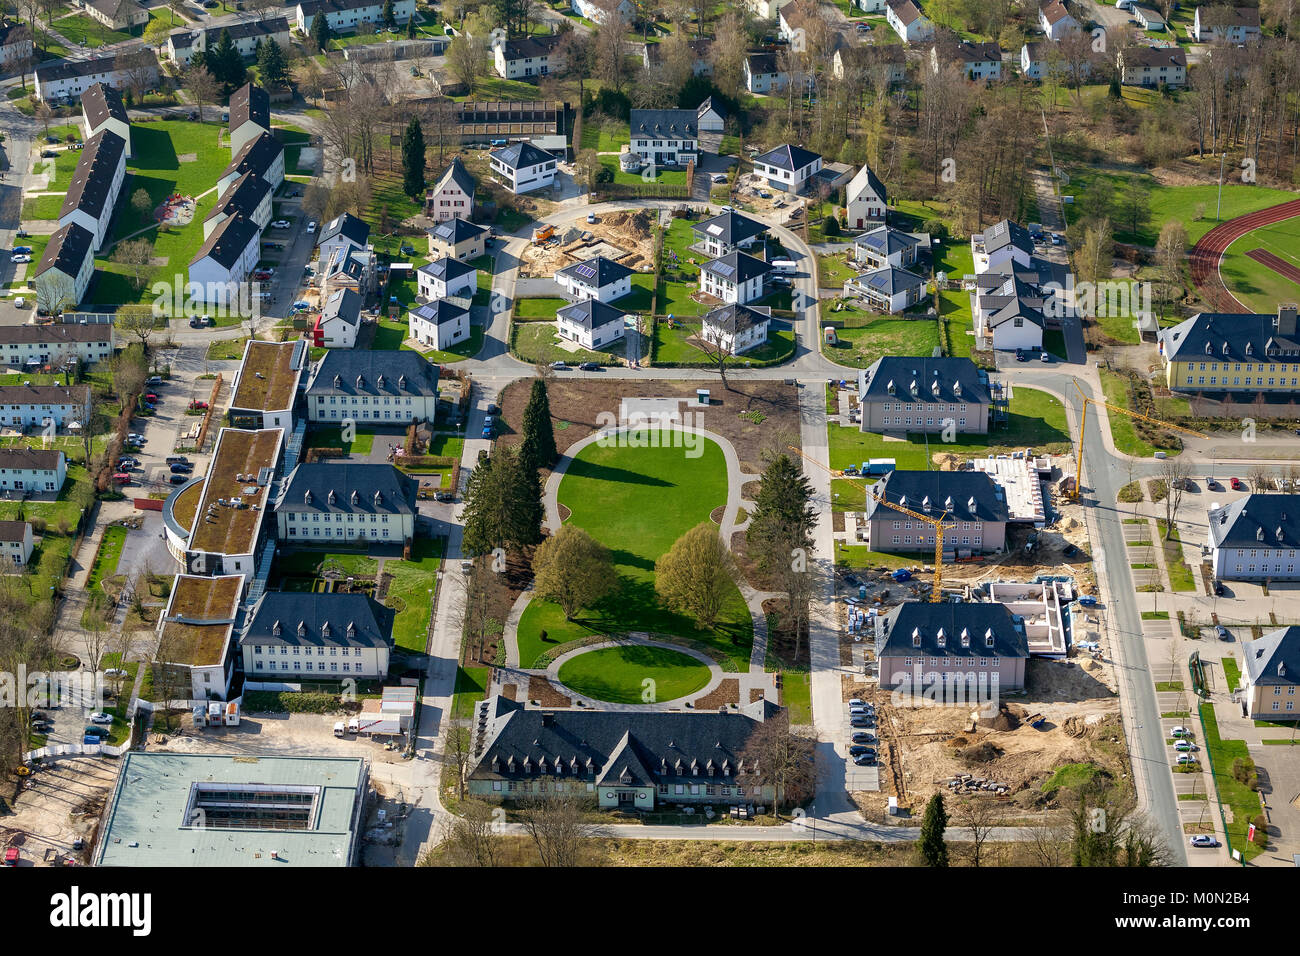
{"left": 422, "top": 324, "right": 485, "bottom": 363}
{"left": 54, "top": 13, "right": 134, "bottom": 47}
{"left": 556, "top": 645, "right": 712, "bottom": 704}
{"left": 512, "top": 322, "right": 619, "bottom": 365}
{"left": 386, "top": 537, "right": 444, "bottom": 652}
{"left": 1219, "top": 217, "right": 1300, "bottom": 315}
{"left": 833, "top": 543, "right": 918, "bottom": 570}
{"left": 1099, "top": 368, "right": 1183, "bottom": 456}
{"left": 452, "top": 76, "right": 545, "bottom": 102}
{"left": 516, "top": 436, "right": 752, "bottom": 670}
{"left": 22, "top": 193, "right": 66, "bottom": 221}
{"left": 34, "top": 29, "right": 71, "bottom": 59}
{"left": 86, "top": 525, "right": 127, "bottom": 592}
{"left": 824, "top": 314, "right": 941, "bottom": 369}
{"left": 513, "top": 296, "right": 568, "bottom": 320}
{"left": 451, "top": 665, "right": 490, "bottom": 719}
{"left": 425, "top": 433, "right": 464, "bottom": 458}
{"left": 305, "top": 426, "right": 376, "bottom": 456}
{"left": 373, "top": 320, "right": 410, "bottom": 350}
{"left": 205, "top": 337, "right": 249, "bottom": 361}
{"left": 1198, "top": 701, "right": 1264, "bottom": 861}
{"left": 275, "top": 550, "right": 379, "bottom": 578}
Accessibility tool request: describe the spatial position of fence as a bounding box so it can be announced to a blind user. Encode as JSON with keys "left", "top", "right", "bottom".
{"left": 24, "top": 725, "right": 133, "bottom": 763}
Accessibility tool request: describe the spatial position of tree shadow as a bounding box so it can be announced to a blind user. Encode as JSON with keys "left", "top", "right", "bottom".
{"left": 564, "top": 457, "right": 673, "bottom": 488}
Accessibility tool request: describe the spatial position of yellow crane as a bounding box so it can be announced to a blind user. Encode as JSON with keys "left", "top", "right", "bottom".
{"left": 1070, "top": 382, "right": 1205, "bottom": 500}
{"left": 786, "top": 445, "right": 950, "bottom": 601}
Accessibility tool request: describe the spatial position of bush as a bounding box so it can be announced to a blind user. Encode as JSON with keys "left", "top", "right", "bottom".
{"left": 31, "top": 517, "right": 47, "bottom": 535}
{"left": 1232, "top": 756, "right": 1259, "bottom": 791}
{"left": 1117, "top": 481, "right": 1143, "bottom": 503}
{"left": 823, "top": 216, "right": 841, "bottom": 237}
{"left": 922, "top": 218, "right": 949, "bottom": 240}
{"left": 594, "top": 164, "right": 615, "bottom": 184}
{"left": 1251, "top": 814, "right": 1269, "bottom": 846}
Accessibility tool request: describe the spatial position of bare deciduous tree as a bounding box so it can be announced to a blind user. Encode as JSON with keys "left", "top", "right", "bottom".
{"left": 516, "top": 792, "right": 603, "bottom": 867}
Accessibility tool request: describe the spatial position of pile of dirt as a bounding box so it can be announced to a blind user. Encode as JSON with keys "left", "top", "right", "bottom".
{"left": 976, "top": 704, "right": 1020, "bottom": 732}
{"left": 1062, "top": 715, "right": 1089, "bottom": 738}
{"left": 932, "top": 452, "right": 962, "bottom": 471}
{"left": 958, "top": 741, "right": 1003, "bottom": 765}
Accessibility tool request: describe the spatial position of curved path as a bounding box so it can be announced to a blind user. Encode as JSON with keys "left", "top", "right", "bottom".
{"left": 544, "top": 636, "right": 725, "bottom": 711}
{"left": 1189, "top": 198, "right": 1300, "bottom": 313}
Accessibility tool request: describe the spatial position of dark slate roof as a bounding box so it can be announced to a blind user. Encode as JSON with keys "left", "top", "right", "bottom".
{"left": 190, "top": 213, "right": 259, "bottom": 269}
{"left": 1209, "top": 495, "right": 1300, "bottom": 550}
{"left": 556, "top": 299, "right": 626, "bottom": 331}
{"left": 697, "top": 95, "right": 725, "bottom": 119}
{"left": 855, "top": 225, "right": 920, "bottom": 258}
{"left": 81, "top": 82, "right": 128, "bottom": 129}
{"left": 1242, "top": 627, "right": 1300, "bottom": 687}
{"left": 847, "top": 265, "right": 925, "bottom": 294}
{"left": 879, "top": 602, "right": 1029, "bottom": 661}
{"left": 34, "top": 222, "right": 94, "bottom": 281}
{"left": 501, "top": 33, "right": 563, "bottom": 60}
{"left": 432, "top": 156, "right": 475, "bottom": 197}
{"left": 987, "top": 296, "right": 1046, "bottom": 330}
{"left": 0, "top": 20, "right": 31, "bottom": 49}
{"left": 222, "top": 131, "right": 283, "bottom": 183}
{"left": 429, "top": 216, "right": 488, "bottom": 246}
{"left": 489, "top": 140, "right": 552, "bottom": 171}
{"left": 0, "top": 383, "right": 90, "bottom": 406}
{"left": 299, "top": 0, "right": 389, "bottom": 15}
{"left": 850, "top": 164, "right": 888, "bottom": 203}
{"left": 324, "top": 245, "right": 374, "bottom": 284}
{"left": 206, "top": 171, "right": 271, "bottom": 223}
{"left": 888, "top": 0, "right": 927, "bottom": 26}
{"left": 700, "top": 250, "right": 772, "bottom": 284}
{"left": 60, "top": 129, "right": 125, "bottom": 221}
{"left": 0, "top": 520, "right": 28, "bottom": 543}
{"left": 241, "top": 592, "right": 394, "bottom": 651}
{"left": 858, "top": 356, "right": 991, "bottom": 405}
{"left": 703, "top": 304, "right": 770, "bottom": 335}
{"left": 747, "top": 52, "right": 781, "bottom": 75}
{"left": 318, "top": 212, "right": 370, "bottom": 249}
{"left": 417, "top": 256, "right": 475, "bottom": 284}
{"left": 411, "top": 298, "right": 469, "bottom": 327}
{"left": 976, "top": 218, "right": 1034, "bottom": 258}
{"left": 939, "top": 40, "right": 1003, "bottom": 64}
{"left": 867, "top": 470, "right": 1009, "bottom": 523}
{"left": 1199, "top": 5, "right": 1260, "bottom": 28}
{"left": 556, "top": 255, "right": 633, "bottom": 288}
{"left": 691, "top": 210, "right": 766, "bottom": 247}
{"left": 229, "top": 82, "right": 270, "bottom": 133}
{"left": 38, "top": 50, "right": 155, "bottom": 84}
{"left": 306, "top": 350, "right": 440, "bottom": 398}
{"left": 839, "top": 43, "right": 906, "bottom": 67}
{"left": 467, "top": 694, "right": 779, "bottom": 786}
{"left": 321, "top": 288, "right": 362, "bottom": 328}
{"left": 1122, "top": 45, "right": 1187, "bottom": 69}
{"left": 755, "top": 143, "right": 821, "bottom": 172}
{"left": 277, "top": 463, "right": 417, "bottom": 516}
{"left": 629, "top": 108, "right": 698, "bottom": 141}
{"left": 1160, "top": 308, "right": 1300, "bottom": 363}
{"left": 169, "top": 16, "right": 289, "bottom": 50}
{"left": 0, "top": 447, "right": 63, "bottom": 471}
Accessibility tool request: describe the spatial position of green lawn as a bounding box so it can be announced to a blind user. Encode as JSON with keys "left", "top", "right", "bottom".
{"left": 54, "top": 12, "right": 135, "bottom": 48}
{"left": 512, "top": 322, "right": 620, "bottom": 366}
{"left": 421, "top": 324, "right": 485, "bottom": 363}
{"left": 276, "top": 550, "right": 379, "bottom": 578}
{"left": 1156, "top": 520, "right": 1196, "bottom": 592}
{"left": 516, "top": 435, "right": 752, "bottom": 670}
{"left": 205, "top": 337, "right": 249, "bottom": 361}
{"left": 86, "top": 525, "right": 126, "bottom": 592}
{"left": 823, "top": 312, "right": 941, "bottom": 369}
{"left": 305, "top": 426, "right": 376, "bottom": 456}
{"left": 385, "top": 537, "right": 444, "bottom": 652}
{"left": 513, "top": 296, "right": 568, "bottom": 320}
{"left": 451, "top": 665, "right": 490, "bottom": 719}
{"left": 580, "top": 122, "right": 630, "bottom": 154}
{"left": 600, "top": 156, "right": 689, "bottom": 186}
{"left": 556, "top": 645, "right": 712, "bottom": 704}
{"left": 833, "top": 544, "right": 919, "bottom": 569}
{"left": 1222, "top": 657, "right": 1242, "bottom": 693}
{"left": 1098, "top": 369, "right": 1183, "bottom": 457}
{"left": 652, "top": 319, "right": 795, "bottom": 367}
{"left": 1199, "top": 701, "right": 1264, "bottom": 860}
{"left": 452, "top": 76, "right": 546, "bottom": 102}
{"left": 1219, "top": 217, "right": 1300, "bottom": 315}
{"left": 425, "top": 434, "right": 464, "bottom": 458}
{"left": 818, "top": 251, "right": 861, "bottom": 288}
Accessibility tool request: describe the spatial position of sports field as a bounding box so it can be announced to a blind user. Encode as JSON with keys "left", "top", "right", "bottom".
{"left": 1219, "top": 217, "right": 1300, "bottom": 314}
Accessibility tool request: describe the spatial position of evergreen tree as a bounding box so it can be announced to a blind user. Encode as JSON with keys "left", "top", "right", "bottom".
{"left": 518, "top": 377, "right": 557, "bottom": 472}
{"left": 509, "top": 451, "right": 545, "bottom": 547}
{"left": 401, "top": 117, "right": 426, "bottom": 200}
{"left": 747, "top": 453, "right": 816, "bottom": 572}
{"left": 406, "top": 14, "right": 417, "bottom": 38}
{"left": 382, "top": 0, "right": 396, "bottom": 30}
{"left": 310, "top": 12, "right": 333, "bottom": 52}
{"left": 461, "top": 447, "right": 543, "bottom": 556}
{"left": 919, "top": 793, "right": 950, "bottom": 867}
{"left": 209, "top": 28, "right": 245, "bottom": 94}
{"left": 257, "top": 38, "right": 289, "bottom": 89}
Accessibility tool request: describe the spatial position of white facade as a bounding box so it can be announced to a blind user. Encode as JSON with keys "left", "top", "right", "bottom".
{"left": 166, "top": 20, "right": 291, "bottom": 67}
{"left": 700, "top": 268, "right": 764, "bottom": 306}
{"left": 0, "top": 28, "right": 34, "bottom": 71}
{"left": 59, "top": 141, "right": 125, "bottom": 251}
{"left": 0, "top": 450, "right": 67, "bottom": 498}
{"left": 571, "top": 0, "right": 633, "bottom": 23}
{"left": 744, "top": 57, "right": 787, "bottom": 94}
{"left": 243, "top": 638, "right": 388, "bottom": 681}
{"left": 217, "top": 144, "right": 284, "bottom": 196}
{"left": 316, "top": 312, "right": 359, "bottom": 349}
{"left": 35, "top": 57, "right": 157, "bottom": 102}
{"left": 0, "top": 523, "right": 34, "bottom": 569}
{"left": 409, "top": 307, "right": 469, "bottom": 351}
{"left": 276, "top": 504, "right": 415, "bottom": 545}
{"left": 488, "top": 150, "right": 556, "bottom": 195}
{"left": 887, "top": 0, "right": 935, "bottom": 42}
{"left": 34, "top": 226, "right": 95, "bottom": 315}
{"left": 295, "top": 0, "right": 416, "bottom": 34}
{"left": 306, "top": 389, "right": 439, "bottom": 424}
{"left": 0, "top": 326, "right": 115, "bottom": 368}
{"left": 417, "top": 262, "right": 476, "bottom": 301}
{"left": 1038, "top": 1, "right": 1078, "bottom": 40}
{"left": 0, "top": 386, "right": 91, "bottom": 429}
{"left": 189, "top": 225, "right": 261, "bottom": 305}
{"left": 556, "top": 309, "right": 625, "bottom": 350}
{"left": 701, "top": 312, "right": 770, "bottom": 356}
{"left": 845, "top": 165, "right": 887, "bottom": 228}
{"left": 426, "top": 164, "right": 474, "bottom": 223}
{"left": 494, "top": 40, "right": 565, "bottom": 79}
{"left": 555, "top": 271, "right": 631, "bottom": 304}
{"left": 1192, "top": 6, "right": 1261, "bottom": 43}
{"left": 753, "top": 153, "right": 822, "bottom": 194}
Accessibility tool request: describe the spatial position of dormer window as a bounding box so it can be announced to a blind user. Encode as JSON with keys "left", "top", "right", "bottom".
{"left": 1277, "top": 526, "right": 1285, "bottom": 542}
{"left": 356, "top": 375, "right": 364, "bottom": 388}
{"left": 912, "top": 627, "right": 922, "bottom": 647}
{"left": 944, "top": 495, "right": 954, "bottom": 510}
{"left": 350, "top": 490, "right": 360, "bottom": 505}
{"left": 985, "top": 628, "right": 994, "bottom": 648}
{"left": 967, "top": 496, "right": 976, "bottom": 512}
{"left": 936, "top": 627, "right": 946, "bottom": 647}
{"left": 398, "top": 374, "right": 407, "bottom": 390}
{"left": 922, "top": 495, "right": 932, "bottom": 513}
{"left": 333, "top": 374, "right": 341, "bottom": 388}
{"left": 1246, "top": 342, "right": 1254, "bottom": 356}
{"left": 1257, "top": 527, "right": 1265, "bottom": 541}
{"left": 272, "top": 620, "right": 281, "bottom": 636}
{"left": 327, "top": 490, "right": 337, "bottom": 505}
{"left": 376, "top": 375, "right": 385, "bottom": 388}
{"left": 887, "top": 380, "right": 895, "bottom": 394}
{"left": 1205, "top": 343, "right": 1212, "bottom": 354}
{"left": 321, "top": 621, "right": 330, "bottom": 638}
{"left": 297, "top": 620, "right": 307, "bottom": 637}
{"left": 304, "top": 490, "right": 313, "bottom": 504}
{"left": 374, "top": 490, "right": 383, "bottom": 506}
{"left": 346, "top": 621, "right": 356, "bottom": 638}
{"left": 960, "top": 627, "right": 970, "bottom": 647}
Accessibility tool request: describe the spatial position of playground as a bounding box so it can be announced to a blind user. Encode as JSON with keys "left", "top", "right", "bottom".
{"left": 155, "top": 193, "right": 196, "bottom": 228}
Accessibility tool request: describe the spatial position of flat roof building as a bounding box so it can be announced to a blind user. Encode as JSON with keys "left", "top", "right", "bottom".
{"left": 185, "top": 427, "right": 285, "bottom": 580}
{"left": 229, "top": 339, "right": 307, "bottom": 430}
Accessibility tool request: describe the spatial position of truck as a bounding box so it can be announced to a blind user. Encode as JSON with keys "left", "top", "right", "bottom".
{"left": 865, "top": 458, "right": 897, "bottom": 476}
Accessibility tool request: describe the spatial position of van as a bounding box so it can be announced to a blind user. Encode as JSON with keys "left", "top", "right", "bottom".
{"left": 769, "top": 259, "right": 797, "bottom": 275}
{"left": 333, "top": 720, "right": 345, "bottom": 737}
{"left": 347, "top": 718, "right": 360, "bottom": 734}
{"left": 166, "top": 455, "right": 189, "bottom": 465}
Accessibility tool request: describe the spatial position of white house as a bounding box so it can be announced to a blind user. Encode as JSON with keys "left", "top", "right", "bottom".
{"left": 571, "top": 0, "right": 634, "bottom": 24}
{"left": 555, "top": 256, "right": 634, "bottom": 303}
{"left": 315, "top": 288, "right": 363, "bottom": 349}
{"left": 1209, "top": 497, "right": 1300, "bottom": 582}
{"left": 744, "top": 0, "right": 794, "bottom": 18}
{"left": 691, "top": 210, "right": 766, "bottom": 259}
{"left": 304, "top": 350, "right": 441, "bottom": 424}
{"left": 852, "top": 225, "right": 925, "bottom": 270}
{"left": 0, "top": 383, "right": 92, "bottom": 430}
{"left": 701, "top": 304, "right": 771, "bottom": 356}
{"left": 204, "top": 171, "right": 273, "bottom": 240}
{"left": 35, "top": 50, "right": 158, "bottom": 101}
{"left": 1038, "top": 0, "right": 1078, "bottom": 40}
{"left": 833, "top": 44, "right": 907, "bottom": 85}
{"left": 696, "top": 96, "right": 726, "bottom": 133}
{"left": 1132, "top": 3, "right": 1166, "bottom": 30}
{"left": 218, "top": 132, "right": 285, "bottom": 196}
{"left": 844, "top": 164, "right": 888, "bottom": 229}
{"left": 495, "top": 33, "right": 565, "bottom": 79}
{"left": 0, "top": 521, "right": 34, "bottom": 570}
{"left": 0, "top": 448, "right": 66, "bottom": 499}
{"left": 0, "top": 20, "right": 34, "bottom": 72}
{"left": 488, "top": 140, "right": 556, "bottom": 195}
{"left": 1193, "top": 5, "right": 1261, "bottom": 43}
{"left": 971, "top": 219, "right": 1034, "bottom": 273}
{"left": 317, "top": 212, "right": 371, "bottom": 266}
{"left": 700, "top": 252, "right": 771, "bottom": 306}
{"left": 641, "top": 37, "right": 713, "bottom": 76}
{"left": 81, "top": 83, "right": 132, "bottom": 158}
{"left": 886, "top": 0, "right": 934, "bottom": 43}
{"left": 295, "top": 0, "right": 417, "bottom": 34}
{"left": 417, "top": 257, "right": 477, "bottom": 302}
{"left": 972, "top": 279, "right": 1046, "bottom": 352}
{"left": 240, "top": 591, "right": 395, "bottom": 682}
{"left": 228, "top": 82, "right": 272, "bottom": 158}
{"left": 931, "top": 40, "right": 1003, "bottom": 81}
{"left": 189, "top": 214, "right": 261, "bottom": 306}
{"left": 0, "top": 323, "right": 114, "bottom": 369}
{"left": 844, "top": 266, "right": 927, "bottom": 313}
{"left": 555, "top": 299, "right": 626, "bottom": 351}
{"left": 1239, "top": 627, "right": 1300, "bottom": 720}
{"left": 744, "top": 53, "right": 789, "bottom": 94}
{"left": 427, "top": 217, "right": 488, "bottom": 261}
{"left": 426, "top": 157, "right": 475, "bottom": 223}
{"left": 166, "top": 17, "right": 291, "bottom": 67}
{"left": 83, "top": 0, "right": 148, "bottom": 32}
{"left": 409, "top": 298, "right": 471, "bottom": 351}
{"left": 58, "top": 129, "right": 126, "bottom": 251}
{"left": 33, "top": 223, "right": 96, "bottom": 315}
{"left": 276, "top": 463, "right": 419, "bottom": 546}
{"left": 1118, "top": 45, "right": 1186, "bottom": 87}
{"left": 628, "top": 108, "right": 699, "bottom": 167}
{"left": 753, "top": 144, "right": 823, "bottom": 194}
{"left": 851, "top": 0, "right": 888, "bottom": 10}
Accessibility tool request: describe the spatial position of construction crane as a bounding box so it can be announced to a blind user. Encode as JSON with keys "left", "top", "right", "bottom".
{"left": 1071, "top": 382, "right": 1204, "bottom": 500}
{"left": 786, "top": 446, "right": 950, "bottom": 601}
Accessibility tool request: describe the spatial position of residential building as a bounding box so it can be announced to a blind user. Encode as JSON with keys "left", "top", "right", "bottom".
{"left": 778, "top": 0, "right": 832, "bottom": 44}
{"left": 555, "top": 256, "right": 634, "bottom": 303}
{"left": 875, "top": 602, "right": 1029, "bottom": 693}
{"left": 82, "top": 0, "right": 148, "bottom": 31}
{"left": 0, "top": 383, "right": 92, "bottom": 430}
{"left": 1118, "top": 45, "right": 1186, "bottom": 87}
{"left": 1132, "top": 3, "right": 1166, "bottom": 30}
{"left": 744, "top": 52, "right": 790, "bottom": 94}
{"left": 427, "top": 217, "right": 488, "bottom": 261}
{"left": 752, "top": 144, "right": 823, "bottom": 194}
{"left": 93, "top": 752, "right": 369, "bottom": 867}
{"left": 843, "top": 265, "right": 926, "bottom": 313}
{"left": 886, "top": 0, "right": 934, "bottom": 43}
{"left": 276, "top": 463, "right": 418, "bottom": 546}
{"left": 971, "top": 276, "right": 1046, "bottom": 352}
{"left": 855, "top": 356, "right": 992, "bottom": 434}
{"left": 0, "top": 448, "right": 67, "bottom": 500}
{"left": 189, "top": 214, "right": 261, "bottom": 305}
{"left": 467, "top": 695, "right": 782, "bottom": 810}
{"left": 204, "top": 171, "right": 273, "bottom": 240}
{"left": 0, "top": 20, "right": 34, "bottom": 71}
{"left": 81, "top": 82, "right": 131, "bottom": 158}
{"left": 1192, "top": 5, "right": 1261, "bottom": 43}
{"left": 0, "top": 521, "right": 33, "bottom": 569}
{"left": 228, "top": 339, "right": 307, "bottom": 430}
{"left": 488, "top": 140, "right": 556, "bottom": 194}
{"left": 1019, "top": 41, "right": 1066, "bottom": 80}
{"left": 155, "top": 573, "right": 242, "bottom": 701}
{"left": 426, "top": 157, "right": 475, "bottom": 222}
{"left": 628, "top": 108, "right": 699, "bottom": 167}
{"left": 304, "top": 350, "right": 440, "bottom": 424}
{"left": 417, "top": 257, "right": 477, "bottom": 302}
{"left": 690, "top": 210, "right": 766, "bottom": 259}
{"left": 313, "top": 288, "right": 363, "bottom": 350}
{"left": 0, "top": 323, "right": 114, "bottom": 369}
{"left": 228, "top": 82, "right": 272, "bottom": 157}
{"left": 1208, "top": 496, "right": 1300, "bottom": 582}
{"left": 970, "top": 218, "right": 1034, "bottom": 273}
{"left": 696, "top": 95, "right": 726, "bottom": 131}
{"left": 744, "top": 0, "right": 795, "bottom": 18}
{"left": 218, "top": 131, "right": 285, "bottom": 196}
{"left": 183, "top": 427, "right": 284, "bottom": 579}
{"left": 321, "top": 244, "right": 379, "bottom": 298}
{"left": 35, "top": 50, "right": 158, "bottom": 101}
{"left": 241, "top": 591, "right": 395, "bottom": 681}
{"left": 832, "top": 44, "right": 907, "bottom": 85}
{"left": 1159, "top": 305, "right": 1300, "bottom": 399}
{"left": 863, "top": 470, "right": 1010, "bottom": 554}
{"left": 851, "top": 225, "right": 925, "bottom": 271}
{"left": 571, "top": 0, "right": 634, "bottom": 23}
{"left": 641, "top": 38, "right": 713, "bottom": 76}
{"left": 494, "top": 33, "right": 565, "bottom": 79}
{"left": 166, "top": 17, "right": 291, "bottom": 67}
{"left": 317, "top": 212, "right": 371, "bottom": 266}
{"left": 699, "top": 252, "right": 771, "bottom": 306}
{"left": 58, "top": 128, "right": 126, "bottom": 251}
{"left": 295, "top": 0, "right": 416, "bottom": 33}
{"left": 409, "top": 298, "right": 471, "bottom": 351}
{"left": 33, "top": 222, "right": 96, "bottom": 315}
{"left": 931, "top": 40, "right": 1003, "bottom": 81}
{"left": 555, "top": 299, "right": 626, "bottom": 351}
{"left": 844, "top": 164, "right": 888, "bottom": 228}
{"left": 701, "top": 304, "right": 771, "bottom": 356}
{"left": 1240, "top": 627, "right": 1300, "bottom": 719}
{"left": 1038, "top": 0, "right": 1077, "bottom": 40}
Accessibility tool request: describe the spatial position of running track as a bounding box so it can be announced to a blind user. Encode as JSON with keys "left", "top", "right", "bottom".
{"left": 1189, "top": 198, "right": 1300, "bottom": 313}
{"left": 1246, "top": 248, "right": 1300, "bottom": 286}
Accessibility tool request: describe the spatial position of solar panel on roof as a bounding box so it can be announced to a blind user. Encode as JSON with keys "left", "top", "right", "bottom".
{"left": 712, "top": 262, "right": 735, "bottom": 278}
{"left": 706, "top": 224, "right": 723, "bottom": 236}
{"left": 575, "top": 264, "right": 597, "bottom": 279}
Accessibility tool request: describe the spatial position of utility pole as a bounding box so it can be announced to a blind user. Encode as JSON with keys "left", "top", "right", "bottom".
{"left": 1215, "top": 147, "right": 1227, "bottom": 221}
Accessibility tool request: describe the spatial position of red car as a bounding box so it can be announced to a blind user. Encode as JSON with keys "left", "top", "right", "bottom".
{"left": 145, "top": 393, "right": 159, "bottom": 401}
{"left": 1230, "top": 477, "right": 1243, "bottom": 490}
{"left": 189, "top": 400, "right": 209, "bottom": 411}
{"left": 112, "top": 472, "right": 132, "bottom": 484}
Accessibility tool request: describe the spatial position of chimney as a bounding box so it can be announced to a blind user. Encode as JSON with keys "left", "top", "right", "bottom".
{"left": 1276, "top": 303, "right": 1298, "bottom": 337}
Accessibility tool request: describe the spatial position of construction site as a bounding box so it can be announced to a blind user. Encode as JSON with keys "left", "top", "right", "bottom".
{"left": 519, "top": 209, "right": 656, "bottom": 277}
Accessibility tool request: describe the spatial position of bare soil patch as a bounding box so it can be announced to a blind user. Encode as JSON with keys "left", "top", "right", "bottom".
{"left": 694, "top": 677, "right": 740, "bottom": 709}
{"left": 528, "top": 675, "right": 573, "bottom": 707}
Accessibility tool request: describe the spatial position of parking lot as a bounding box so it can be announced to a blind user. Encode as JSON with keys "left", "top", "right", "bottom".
{"left": 147, "top": 710, "right": 411, "bottom": 767}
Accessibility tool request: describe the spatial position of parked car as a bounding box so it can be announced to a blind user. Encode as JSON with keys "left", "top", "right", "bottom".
{"left": 112, "top": 472, "right": 132, "bottom": 484}
{"left": 1189, "top": 834, "right": 1220, "bottom": 848}
{"left": 1213, "top": 580, "right": 1226, "bottom": 596}
{"left": 850, "top": 714, "right": 875, "bottom": 728}
{"left": 89, "top": 711, "right": 112, "bottom": 724}
{"left": 1174, "top": 740, "right": 1197, "bottom": 752}
{"left": 128, "top": 432, "right": 145, "bottom": 443}
{"left": 1015, "top": 349, "right": 1028, "bottom": 362}
{"left": 433, "top": 491, "right": 454, "bottom": 502}
{"left": 146, "top": 375, "right": 163, "bottom": 386}
{"left": 252, "top": 269, "right": 274, "bottom": 281}
{"left": 1216, "top": 625, "right": 1229, "bottom": 640}
{"left": 1050, "top": 233, "right": 1062, "bottom": 245}
{"left": 1230, "top": 477, "right": 1243, "bottom": 490}
{"left": 189, "top": 400, "right": 209, "bottom": 411}
{"left": 190, "top": 316, "right": 213, "bottom": 328}
{"left": 485, "top": 403, "right": 500, "bottom": 416}
{"left": 852, "top": 752, "right": 877, "bottom": 766}
{"left": 1176, "top": 754, "right": 1197, "bottom": 765}
{"left": 307, "top": 221, "right": 317, "bottom": 233}
{"left": 104, "top": 667, "right": 127, "bottom": 678}
{"left": 1205, "top": 476, "right": 1220, "bottom": 489}
{"left": 10, "top": 253, "right": 30, "bottom": 263}
{"left": 578, "top": 362, "right": 600, "bottom": 371}
{"left": 1040, "top": 351, "right": 1052, "bottom": 363}
{"left": 170, "top": 463, "right": 193, "bottom": 474}
{"left": 84, "top": 724, "right": 109, "bottom": 737}
{"left": 168, "top": 474, "right": 189, "bottom": 485}
{"left": 1170, "top": 726, "right": 1191, "bottom": 738}
{"left": 270, "top": 220, "right": 291, "bottom": 229}
{"left": 848, "top": 745, "right": 876, "bottom": 757}
{"left": 550, "top": 361, "right": 569, "bottom": 370}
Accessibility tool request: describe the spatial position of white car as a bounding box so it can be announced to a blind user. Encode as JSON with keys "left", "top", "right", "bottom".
{"left": 1174, "top": 740, "right": 1198, "bottom": 752}
{"left": 103, "top": 668, "right": 127, "bottom": 678}
{"left": 1176, "top": 754, "right": 1197, "bottom": 765}
{"left": 710, "top": 172, "right": 727, "bottom": 183}
{"left": 270, "top": 220, "right": 291, "bottom": 229}
{"left": 89, "top": 711, "right": 112, "bottom": 724}
{"left": 1170, "top": 726, "right": 1191, "bottom": 738}
{"left": 307, "top": 221, "right": 317, "bottom": 233}
{"left": 1189, "top": 834, "right": 1220, "bottom": 848}
{"left": 10, "top": 253, "right": 31, "bottom": 263}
